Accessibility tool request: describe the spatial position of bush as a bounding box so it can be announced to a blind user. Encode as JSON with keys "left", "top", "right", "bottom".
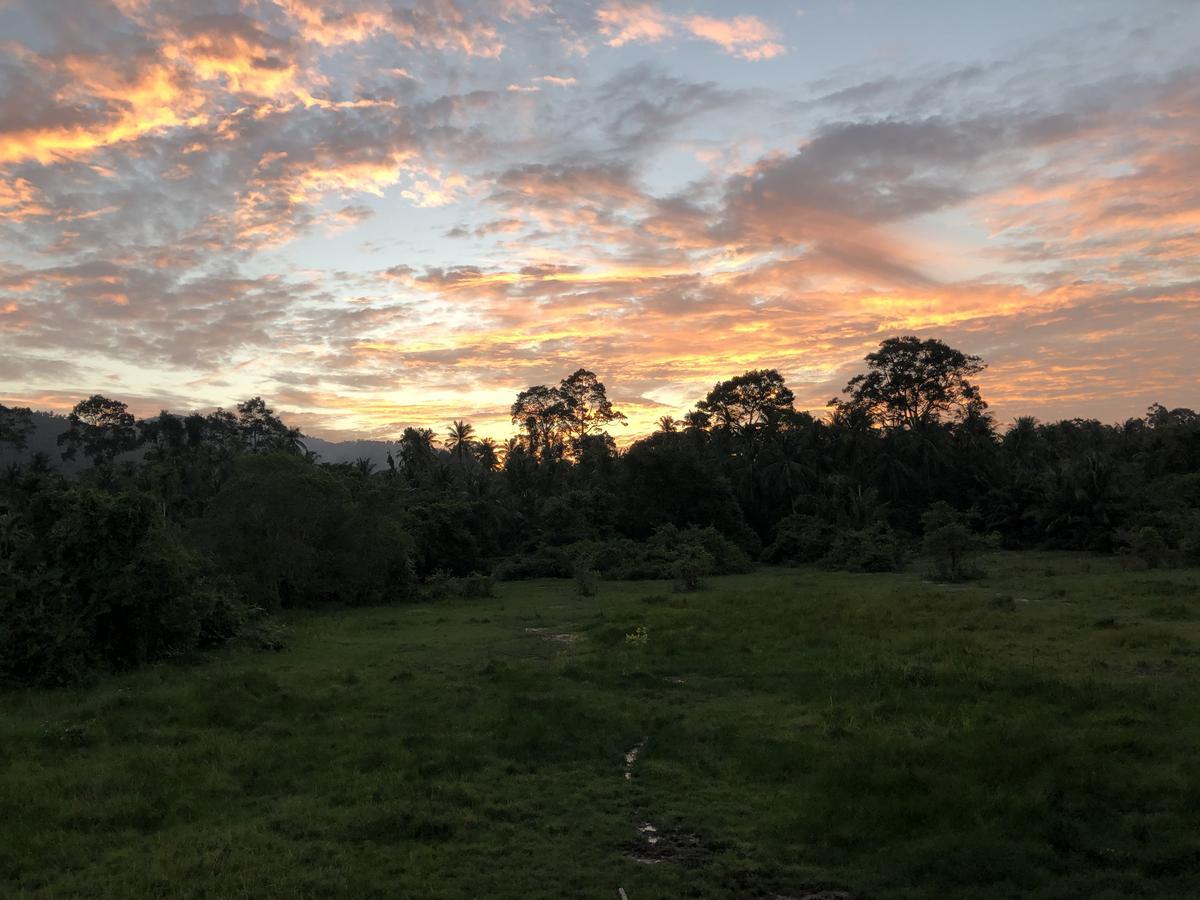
{"left": 0, "top": 486, "right": 241, "bottom": 686}
{"left": 425, "top": 571, "right": 497, "bottom": 599}
{"left": 668, "top": 544, "right": 714, "bottom": 591}
{"left": 921, "top": 502, "right": 983, "bottom": 581}
{"left": 648, "top": 524, "right": 751, "bottom": 577}
{"left": 826, "top": 522, "right": 909, "bottom": 573}
{"left": 763, "top": 514, "right": 836, "bottom": 564}
{"left": 572, "top": 552, "right": 601, "bottom": 597}
{"left": 494, "top": 527, "right": 751, "bottom": 584}
{"left": 765, "top": 513, "right": 907, "bottom": 573}
{"left": 493, "top": 545, "right": 575, "bottom": 580}
{"left": 196, "top": 454, "right": 417, "bottom": 607}
{"left": 1124, "top": 525, "right": 1171, "bottom": 570}
{"left": 1181, "top": 524, "right": 1200, "bottom": 566}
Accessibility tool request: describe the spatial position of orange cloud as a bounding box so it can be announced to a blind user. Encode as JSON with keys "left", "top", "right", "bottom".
{"left": 0, "top": 55, "right": 202, "bottom": 165}
{"left": 596, "top": 2, "right": 785, "bottom": 59}
{"left": 277, "top": 0, "right": 506, "bottom": 57}
{"left": 0, "top": 177, "right": 50, "bottom": 219}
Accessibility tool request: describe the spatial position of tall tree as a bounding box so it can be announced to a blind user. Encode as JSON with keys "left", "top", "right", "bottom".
{"left": 0, "top": 404, "right": 34, "bottom": 450}
{"left": 557, "top": 368, "right": 627, "bottom": 450}
{"left": 398, "top": 427, "right": 438, "bottom": 484}
{"left": 57, "top": 395, "right": 139, "bottom": 465}
{"left": 832, "top": 336, "right": 986, "bottom": 430}
{"left": 475, "top": 437, "right": 500, "bottom": 471}
{"left": 696, "top": 369, "right": 794, "bottom": 437}
{"left": 235, "top": 397, "right": 305, "bottom": 454}
{"left": 446, "top": 420, "right": 476, "bottom": 466}
{"left": 511, "top": 384, "right": 567, "bottom": 459}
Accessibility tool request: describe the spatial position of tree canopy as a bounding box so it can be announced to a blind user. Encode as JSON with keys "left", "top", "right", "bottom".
{"left": 831, "top": 336, "right": 987, "bottom": 430}
{"left": 697, "top": 369, "right": 795, "bottom": 437}
{"left": 4, "top": 336, "right": 1199, "bottom": 686}
{"left": 512, "top": 369, "right": 625, "bottom": 460}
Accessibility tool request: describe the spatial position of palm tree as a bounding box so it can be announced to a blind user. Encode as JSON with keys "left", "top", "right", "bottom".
{"left": 656, "top": 415, "right": 678, "bottom": 433}
{"left": 446, "top": 420, "right": 475, "bottom": 466}
{"left": 502, "top": 436, "right": 522, "bottom": 463}
{"left": 475, "top": 437, "right": 499, "bottom": 471}
{"left": 399, "top": 427, "right": 437, "bottom": 485}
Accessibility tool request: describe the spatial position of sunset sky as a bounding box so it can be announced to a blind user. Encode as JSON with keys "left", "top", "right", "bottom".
{"left": 1, "top": 0, "right": 1197, "bottom": 441}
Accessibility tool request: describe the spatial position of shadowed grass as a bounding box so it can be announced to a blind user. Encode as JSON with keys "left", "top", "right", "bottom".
{"left": 3, "top": 552, "right": 1200, "bottom": 898}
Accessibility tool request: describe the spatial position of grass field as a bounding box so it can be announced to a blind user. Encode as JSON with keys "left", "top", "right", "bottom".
{"left": 3, "top": 552, "right": 1200, "bottom": 898}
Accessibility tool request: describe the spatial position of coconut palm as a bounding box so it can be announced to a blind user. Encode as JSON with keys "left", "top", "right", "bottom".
{"left": 446, "top": 420, "right": 475, "bottom": 466}
{"left": 475, "top": 437, "right": 499, "bottom": 471}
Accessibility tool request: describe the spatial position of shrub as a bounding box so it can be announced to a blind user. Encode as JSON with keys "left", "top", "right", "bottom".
{"left": 573, "top": 554, "right": 600, "bottom": 597}
{"left": 1181, "top": 525, "right": 1200, "bottom": 567}
{"left": 1126, "top": 525, "right": 1171, "bottom": 570}
{"left": 668, "top": 544, "right": 714, "bottom": 591}
{"left": 648, "top": 524, "right": 750, "bottom": 578}
{"left": 624, "top": 625, "right": 649, "bottom": 647}
{"left": 765, "top": 513, "right": 907, "bottom": 573}
{"left": 0, "top": 485, "right": 241, "bottom": 686}
{"left": 494, "top": 527, "right": 750, "bottom": 584}
{"left": 763, "top": 514, "right": 836, "bottom": 564}
{"left": 196, "top": 453, "right": 416, "bottom": 607}
{"left": 426, "top": 571, "right": 496, "bottom": 599}
{"left": 493, "top": 545, "right": 575, "bottom": 580}
{"left": 826, "top": 522, "right": 909, "bottom": 573}
{"left": 921, "top": 502, "right": 983, "bottom": 581}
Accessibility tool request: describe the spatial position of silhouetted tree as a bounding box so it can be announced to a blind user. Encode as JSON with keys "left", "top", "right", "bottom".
{"left": 832, "top": 336, "right": 986, "bottom": 430}
{"left": 398, "top": 427, "right": 438, "bottom": 485}
{"left": 557, "top": 368, "right": 626, "bottom": 451}
{"left": 57, "top": 395, "right": 139, "bottom": 466}
{"left": 235, "top": 397, "right": 305, "bottom": 454}
{"left": 696, "top": 369, "right": 794, "bottom": 437}
{"left": 511, "top": 384, "right": 566, "bottom": 460}
{"left": 446, "top": 420, "right": 476, "bottom": 466}
{"left": 0, "top": 404, "right": 34, "bottom": 450}
{"left": 475, "top": 437, "right": 500, "bottom": 471}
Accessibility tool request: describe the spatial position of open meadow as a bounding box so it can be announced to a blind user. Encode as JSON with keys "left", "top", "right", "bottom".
{"left": 3, "top": 552, "right": 1200, "bottom": 899}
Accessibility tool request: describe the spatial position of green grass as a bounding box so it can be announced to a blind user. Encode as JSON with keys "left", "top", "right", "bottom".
{"left": 4, "top": 552, "right": 1200, "bottom": 898}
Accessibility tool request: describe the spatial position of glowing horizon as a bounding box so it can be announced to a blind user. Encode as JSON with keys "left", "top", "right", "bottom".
{"left": 1, "top": 0, "right": 1197, "bottom": 443}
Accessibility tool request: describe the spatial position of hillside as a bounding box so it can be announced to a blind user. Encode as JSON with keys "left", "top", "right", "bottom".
{"left": 0, "top": 410, "right": 396, "bottom": 471}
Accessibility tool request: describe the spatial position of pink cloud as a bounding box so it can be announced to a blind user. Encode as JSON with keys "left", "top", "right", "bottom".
{"left": 596, "top": 2, "right": 785, "bottom": 60}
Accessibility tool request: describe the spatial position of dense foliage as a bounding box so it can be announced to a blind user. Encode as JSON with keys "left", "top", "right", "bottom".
{"left": 2, "top": 341, "right": 1198, "bottom": 684}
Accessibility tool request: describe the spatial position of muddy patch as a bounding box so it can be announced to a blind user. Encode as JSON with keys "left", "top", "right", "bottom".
{"left": 621, "top": 824, "right": 728, "bottom": 868}
{"left": 523, "top": 626, "right": 578, "bottom": 643}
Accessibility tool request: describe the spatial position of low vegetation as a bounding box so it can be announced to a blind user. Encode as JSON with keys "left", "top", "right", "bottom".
{"left": 4, "top": 336, "right": 1198, "bottom": 687}
{"left": 3, "top": 556, "right": 1199, "bottom": 897}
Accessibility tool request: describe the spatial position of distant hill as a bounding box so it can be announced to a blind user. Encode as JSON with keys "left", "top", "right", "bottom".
{"left": 299, "top": 435, "right": 396, "bottom": 468}
{"left": 0, "top": 411, "right": 87, "bottom": 474}
{"left": 0, "top": 410, "right": 396, "bottom": 473}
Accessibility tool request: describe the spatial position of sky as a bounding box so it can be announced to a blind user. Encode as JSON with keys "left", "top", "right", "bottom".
{"left": 0, "top": 0, "right": 1197, "bottom": 442}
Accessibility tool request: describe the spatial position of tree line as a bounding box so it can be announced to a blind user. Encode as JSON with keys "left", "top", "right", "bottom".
{"left": 2, "top": 336, "right": 1197, "bottom": 685}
